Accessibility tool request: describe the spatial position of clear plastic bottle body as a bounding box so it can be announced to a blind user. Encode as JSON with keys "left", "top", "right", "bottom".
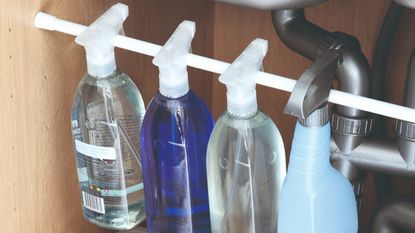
{"left": 71, "top": 70, "right": 146, "bottom": 230}
{"left": 207, "top": 110, "right": 286, "bottom": 233}
{"left": 140, "top": 90, "right": 214, "bottom": 233}
{"left": 278, "top": 122, "right": 358, "bottom": 233}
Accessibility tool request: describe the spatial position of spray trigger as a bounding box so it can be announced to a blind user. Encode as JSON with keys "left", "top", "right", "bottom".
{"left": 75, "top": 3, "right": 129, "bottom": 77}
{"left": 219, "top": 38, "right": 268, "bottom": 117}
{"left": 153, "top": 21, "right": 196, "bottom": 98}
{"left": 284, "top": 50, "right": 342, "bottom": 120}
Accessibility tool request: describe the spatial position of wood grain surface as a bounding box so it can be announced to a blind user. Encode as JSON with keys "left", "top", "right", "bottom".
{"left": 0, "top": 2, "right": 115, "bottom": 232}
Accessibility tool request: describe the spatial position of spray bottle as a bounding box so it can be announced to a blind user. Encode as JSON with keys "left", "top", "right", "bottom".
{"left": 70, "top": 3, "right": 146, "bottom": 230}
{"left": 140, "top": 21, "right": 214, "bottom": 233}
{"left": 206, "top": 38, "right": 286, "bottom": 233}
{"left": 278, "top": 50, "right": 358, "bottom": 233}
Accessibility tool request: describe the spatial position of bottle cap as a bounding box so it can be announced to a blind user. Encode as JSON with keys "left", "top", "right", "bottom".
{"left": 299, "top": 104, "right": 329, "bottom": 127}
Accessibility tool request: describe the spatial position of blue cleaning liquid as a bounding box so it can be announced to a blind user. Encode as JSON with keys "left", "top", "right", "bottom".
{"left": 140, "top": 90, "right": 214, "bottom": 233}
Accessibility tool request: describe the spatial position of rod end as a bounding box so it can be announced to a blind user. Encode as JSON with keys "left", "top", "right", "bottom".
{"left": 34, "top": 12, "right": 57, "bottom": 31}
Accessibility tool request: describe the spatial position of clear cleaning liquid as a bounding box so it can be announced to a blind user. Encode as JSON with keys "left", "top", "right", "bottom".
{"left": 207, "top": 110, "right": 286, "bottom": 233}
{"left": 71, "top": 70, "right": 146, "bottom": 230}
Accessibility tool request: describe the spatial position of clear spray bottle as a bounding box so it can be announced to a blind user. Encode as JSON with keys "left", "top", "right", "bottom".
{"left": 70, "top": 3, "right": 146, "bottom": 230}
{"left": 207, "top": 38, "right": 286, "bottom": 233}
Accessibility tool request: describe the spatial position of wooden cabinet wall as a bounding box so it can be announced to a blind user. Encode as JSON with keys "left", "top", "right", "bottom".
{"left": 1, "top": 0, "right": 414, "bottom": 232}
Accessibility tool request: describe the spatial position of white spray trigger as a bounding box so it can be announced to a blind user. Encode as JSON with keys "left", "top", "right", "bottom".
{"left": 75, "top": 3, "right": 128, "bottom": 77}
{"left": 153, "top": 21, "right": 196, "bottom": 98}
{"left": 219, "top": 38, "right": 268, "bottom": 117}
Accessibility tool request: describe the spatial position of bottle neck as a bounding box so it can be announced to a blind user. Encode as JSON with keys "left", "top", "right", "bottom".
{"left": 288, "top": 122, "right": 331, "bottom": 173}
{"left": 226, "top": 90, "right": 258, "bottom": 117}
{"left": 299, "top": 104, "right": 329, "bottom": 127}
{"left": 158, "top": 68, "right": 189, "bottom": 98}
{"left": 87, "top": 63, "right": 116, "bottom": 78}
{"left": 87, "top": 69, "right": 118, "bottom": 80}
{"left": 85, "top": 52, "right": 116, "bottom": 78}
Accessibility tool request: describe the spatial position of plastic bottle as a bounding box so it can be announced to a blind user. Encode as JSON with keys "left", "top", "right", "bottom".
{"left": 278, "top": 105, "right": 358, "bottom": 233}
{"left": 206, "top": 38, "right": 286, "bottom": 233}
{"left": 140, "top": 21, "right": 214, "bottom": 233}
{"left": 70, "top": 3, "right": 146, "bottom": 230}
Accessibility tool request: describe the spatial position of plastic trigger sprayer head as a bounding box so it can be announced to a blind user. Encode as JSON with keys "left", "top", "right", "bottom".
{"left": 75, "top": 3, "right": 128, "bottom": 77}
{"left": 153, "top": 21, "right": 196, "bottom": 98}
{"left": 219, "top": 38, "right": 268, "bottom": 117}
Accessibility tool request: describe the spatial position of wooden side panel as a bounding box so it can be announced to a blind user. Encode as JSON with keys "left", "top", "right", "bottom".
{"left": 0, "top": 2, "right": 115, "bottom": 232}
{"left": 0, "top": 0, "right": 213, "bottom": 232}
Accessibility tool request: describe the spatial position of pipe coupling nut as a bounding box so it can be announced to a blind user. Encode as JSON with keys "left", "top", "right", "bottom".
{"left": 331, "top": 112, "right": 373, "bottom": 136}
{"left": 315, "top": 32, "right": 360, "bottom": 58}
{"left": 395, "top": 120, "right": 415, "bottom": 140}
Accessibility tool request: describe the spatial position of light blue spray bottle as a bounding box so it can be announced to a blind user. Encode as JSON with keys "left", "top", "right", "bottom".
{"left": 278, "top": 50, "right": 358, "bottom": 233}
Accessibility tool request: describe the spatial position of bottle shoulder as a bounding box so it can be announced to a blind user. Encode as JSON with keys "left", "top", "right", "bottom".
{"left": 75, "top": 70, "right": 141, "bottom": 96}
{"left": 216, "top": 110, "right": 277, "bottom": 130}
{"left": 147, "top": 90, "right": 205, "bottom": 107}
{"left": 77, "top": 69, "right": 139, "bottom": 90}
{"left": 146, "top": 91, "right": 211, "bottom": 116}
{"left": 143, "top": 90, "right": 213, "bottom": 127}
{"left": 72, "top": 70, "right": 145, "bottom": 115}
{"left": 209, "top": 110, "right": 285, "bottom": 153}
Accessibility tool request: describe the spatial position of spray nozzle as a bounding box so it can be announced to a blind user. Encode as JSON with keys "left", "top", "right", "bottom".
{"left": 153, "top": 20, "right": 195, "bottom": 98}
{"left": 284, "top": 49, "right": 342, "bottom": 127}
{"left": 75, "top": 3, "right": 128, "bottom": 77}
{"left": 219, "top": 38, "right": 268, "bottom": 117}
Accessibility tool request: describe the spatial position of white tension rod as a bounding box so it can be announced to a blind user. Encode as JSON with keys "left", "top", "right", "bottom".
{"left": 34, "top": 12, "right": 415, "bottom": 123}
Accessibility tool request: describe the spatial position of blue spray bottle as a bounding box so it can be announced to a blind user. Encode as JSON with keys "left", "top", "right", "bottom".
{"left": 140, "top": 21, "right": 214, "bottom": 233}
{"left": 278, "top": 50, "right": 358, "bottom": 233}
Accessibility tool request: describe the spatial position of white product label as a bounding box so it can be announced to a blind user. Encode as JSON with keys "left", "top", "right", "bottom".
{"left": 75, "top": 139, "right": 116, "bottom": 160}
{"left": 76, "top": 167, "right": 89, "bottom": 182}
{"left": 82, "top": 191, "right": 105, "bottom": 214}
